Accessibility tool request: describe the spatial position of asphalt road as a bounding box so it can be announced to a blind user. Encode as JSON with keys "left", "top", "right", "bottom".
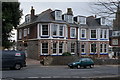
{"left": 1, "top": 65, "right": 119, "bottom": 79}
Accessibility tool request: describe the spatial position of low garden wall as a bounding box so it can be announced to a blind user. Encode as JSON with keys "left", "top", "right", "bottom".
{"left": 41, "top": 56, "right": 119, "bottom": 66}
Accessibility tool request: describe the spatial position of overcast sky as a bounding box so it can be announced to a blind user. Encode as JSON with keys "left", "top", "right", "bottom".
{"left": 19, "top": 2, "right": 96, "bottom": 24}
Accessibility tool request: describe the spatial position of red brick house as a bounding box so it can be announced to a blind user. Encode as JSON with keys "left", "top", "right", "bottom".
{"left": 17, "top": 7, "right": 110, "bottom": 60}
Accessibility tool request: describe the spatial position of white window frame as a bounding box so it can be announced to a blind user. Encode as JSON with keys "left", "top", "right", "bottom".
{"left": 19, "top": 29, "right": 22, "bottom": 39}
{"left": 90, "top": 29, "right": 97, "bottom": 39}
{"left": 90, "top": 43, "right": 97, "bottom": 53}
{"left": 41, "top": 24, "right": 49, "bottom": 36}
{"left": 41, "top": 43, "right": 48, "bottom": 55}
{"left": 52, "top": 24, "right": 58, "bottom": 36}
{"left": 55, "top": 11, "right": 62, "bottom": 20}
{"left": 104, "top": 29, "right": 107, "bottom": 39}
{"left": 70, "top": 27, "right": 76, "bottom": 38}
{"left": 81, "top": 44, "right": 85, "bottom": 53}
{"left": 101, "top": 17, "right": 106, "bottom": 25}
{"left": 71, "top": 43, "right": 75, "bottom": 53}
{"left": 68, "top": 15, "right": 73, "bottom": 23}
{"left": 59, "top": 42, "right": 63, "bottom": 54}
{"left": 81, "top": 29, "right": 86, "bottom": 38}
{"left": 112, "top": 39, "right": 118, "bottom": 45}
{"left": 23, "top": 28, "right": 27, "bottom": 37}
{"left": 59, "top": 24, "right": 64, "bottom": 37}
{"left": 52, "top": 43, "right": 57, "bottom": 54}
{"left": 78, "top": 16, "right": 86, "bottom": 24}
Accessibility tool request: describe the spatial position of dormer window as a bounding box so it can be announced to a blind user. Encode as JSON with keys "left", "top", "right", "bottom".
{"left": 63, "top": 14, "right": 73, "bottom": 23}
{"left": 101, "top": 17, "right": 106, "bottom": 25}
{"left": 74, "top": 16, "right": 86, "bottom": 24}
{"left": 25, "top": 14, "right": 31, "bottom": 23}
{"left": 55, "top": 10, "right": 62, "bottom": 20}
{"left": 78, "top": 16, "right": 86, "bottom": 24}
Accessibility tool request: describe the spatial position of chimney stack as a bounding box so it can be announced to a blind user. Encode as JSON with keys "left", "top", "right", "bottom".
{"left": 31, "top": 6, "right": 35, "bottom": 18}
{"left": 67, "top": 8, "right": 73, "bottom": 15}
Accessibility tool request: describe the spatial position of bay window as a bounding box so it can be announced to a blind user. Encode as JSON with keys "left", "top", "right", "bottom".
{"left": 42, "top": 25, "right": 48, "bottom": 36}
{"left": 42, "top": 43, "right": 48, "bottom": 54}
{"left": 59, "top": 25, "right": 64, "bottom": 36}
{"left": 91, "top": 30, "right": 96, "bottom": 38}
{"left": 59, "top": 42, "right": 63, "bottom": 53}
{"left": 53, "top": 43, "right": 57, "bottom": 54}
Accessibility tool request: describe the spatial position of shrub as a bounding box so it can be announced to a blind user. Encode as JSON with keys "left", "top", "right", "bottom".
{"left": 62, "top": 52, "right": 72, "bottom": 56}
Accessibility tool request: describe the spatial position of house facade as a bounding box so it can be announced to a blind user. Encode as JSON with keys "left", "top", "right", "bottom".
{"left": 17, "top": 7, "right": 110, "bottom": 60}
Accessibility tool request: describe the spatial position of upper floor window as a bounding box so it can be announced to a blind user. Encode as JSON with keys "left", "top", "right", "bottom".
{"left": 91, "top": 30, "right": 97, "bottom": 38}
{"left": 104, "top": 29, "right": 107, "bottom": 38}
{"left": 68, "top": 15, "right": 73, "bottom": 23}
{"left": 63, "top": 15, "right": 73, "bottom": 23}
{"left": 55, "top": 10, "right": 62, "bottom": 20}
{"left": 101, "top": 17, "right": 106, "bottom": 25}
{"left": 53, "top": 24, "right": 58, "bottom": 36}
{"left": 25, "top": 14, "right": 31, "bottom": 23}
{"left": 59, "top": 25, "right": 64, "bottom": 36}
{"left": 100, "top": 29, "right": 108, "bottom": 39}
{"left": 19, "top": 29, "right": 22, "bottom": 39}
{"left": 78, "top": 16, "right": 86, "bottom": 24}
{"left": 70, "top": 28, "right": 76, "bottom": 38}
{"left": 24, "top": 28, "right": 27, "bottom": 37}
{"left": 81, "top": 29, "right": 86, "bottom": 38}
{"left": 42, "top": 24, "right": 49, "bottom": 36}
{"left": 112, "top": 39, "right": 118, "bottom": 45}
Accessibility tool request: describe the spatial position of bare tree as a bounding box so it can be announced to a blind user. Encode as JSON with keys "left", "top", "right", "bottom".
{"left": 89, "top": 0, "right": 120, "bottom": 27}
{"left": 90, "top": 0, "right": 120, "bottom": 18}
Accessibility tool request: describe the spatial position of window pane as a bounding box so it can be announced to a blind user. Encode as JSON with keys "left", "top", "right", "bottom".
{"left": 91, "top": 44, "right": 96, "bottom": 53}
{"left": 59, "top": 25, "right": 63, "bottom": 36}
{"left": 53, "top": 43, "right": 57, "bottom": 53}
{"left": 82, "top": 30, "right": 85, "bottom": 38}
{"left": 91, "top": 30, "right": 96, "bottom": 38}
{"left": 42, "top": 25, "right": 48, "bottom": 35}
{"left": 81, "top": 44, "right": 85, "bottom": 53}
{"left": 53, "top": 24, "right": 57, "bottom": 35}
{"left": 42, "top": 43, "right": 48, "bottom": 54}
{"left": 59, "top": 43, "right": 63, "bottom": 53}
{"left": 100, "top": 30, "right": 103, "bottom": 38}
{"left": 71, "top": 43, "right": 75, "bottom": 52}
{"left": 71, "top": 28, "right": 75, "bottom": 37}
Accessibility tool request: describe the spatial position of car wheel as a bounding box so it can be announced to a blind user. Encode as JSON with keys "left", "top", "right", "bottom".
{"left": 77, "top": 65, "right": 81, "bottom": 69}
{"left": 14, "top": 64, "right": 21, "bottom": 70}
{"left": 90, "top": 65, "right": 94, "bottom": 68}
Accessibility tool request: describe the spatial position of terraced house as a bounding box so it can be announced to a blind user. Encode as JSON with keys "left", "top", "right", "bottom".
{"left": 17, "top": 7, "right": 110, "bottom": 60}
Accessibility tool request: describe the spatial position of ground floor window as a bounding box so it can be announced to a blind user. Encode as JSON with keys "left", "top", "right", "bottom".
{"left": 42, "top": 43, "right": 48, "bottom": 54}
{"left": 81, "top": 44, "right": 85, "bottom": 53}
{"left": 90, "top": 43, "right": 96, "bottom": 53}
{"left": 71, "top": 43, "right": 75, "bottom": 53}
{"left": 53, "top": 43, "right": 57, "bottom": 54}
{"left": 100, "top": 44, "right": 107, "bottom": 53}
{"left": 59, "top": 42, "right": 63, "bottom": 53}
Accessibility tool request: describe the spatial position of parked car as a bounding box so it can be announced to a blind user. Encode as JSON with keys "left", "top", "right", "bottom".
{"left": 2, "top": 50, "right": 26, "bottom": 70}
{"left": 68, "top": 58, "right": 94, "bottom": 69}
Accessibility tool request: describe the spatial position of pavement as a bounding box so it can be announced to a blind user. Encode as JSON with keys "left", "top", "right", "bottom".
{"left": 26, "top": 58, "right": 41, "bottom": 66}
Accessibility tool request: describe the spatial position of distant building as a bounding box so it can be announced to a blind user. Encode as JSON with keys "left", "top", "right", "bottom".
{"left": 109, "top": 6, "right": 120, "bottom": 58}
{"left": 17, "top": 7, "right": 110, "bottom": 60}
